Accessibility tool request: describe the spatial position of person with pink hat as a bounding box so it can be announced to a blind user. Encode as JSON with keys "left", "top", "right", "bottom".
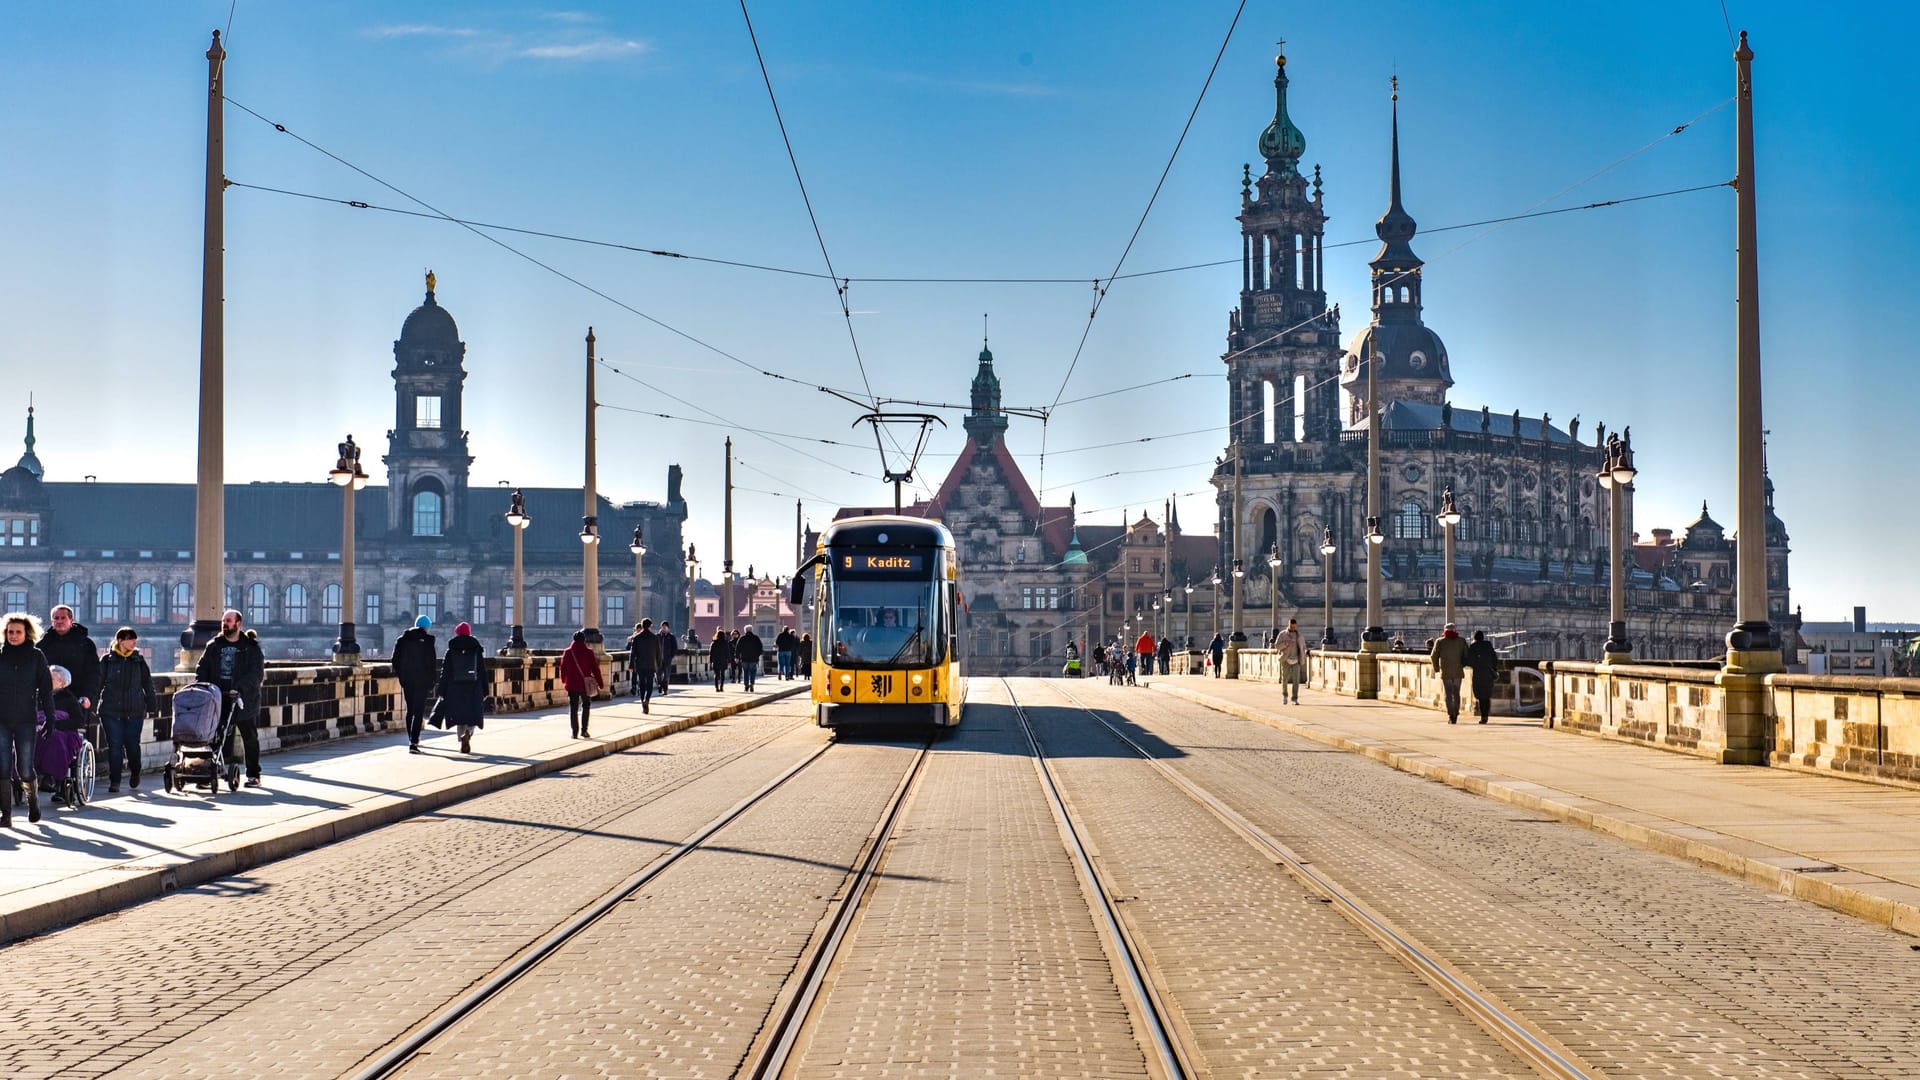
{"left": 430, "top": 622, "right": 487, "bottom": 753}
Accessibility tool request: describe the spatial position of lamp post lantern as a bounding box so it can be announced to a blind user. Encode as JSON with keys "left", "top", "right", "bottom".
{"left": 1183, "top": 580, "right": 1194, "bottom": 646}
{"left": 1266, "top": 542, "right": 1283, "bottom": 645}
{"left": 503, "top": 489, "right": 530, "bottom": 654}
{"left": 327, "top": 435, "right": 368, "bottom": 664}
{"left": 1362, "top": 348, "right": 1387, "bottom": 651}
{"left": 1436, "top": 488, "right": 1462, "bottom": 630}
{"left": 629, "top": 525, "right": 646, "bottom": 631}
{"left": 1210, "top": 569, "right": 1222, "bottom": 643}
{"left": 581, "top": 327, "right": 604, "bottom": 655}
{"left": 1599, "top": 435, "right": 1636, "bottom": 662}
{"left": 1318, "top": 528, "right": 1337, "bottom": 646}
{"left": 684, "top": 544, "right": 698, "bottom": 639}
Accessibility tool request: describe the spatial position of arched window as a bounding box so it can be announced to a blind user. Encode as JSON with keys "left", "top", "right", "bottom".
{"left": 1399, "top": 286, "right": 1411, "bottom": 303}
{"left": 321, "top": 583, "right": 342, "bottom": 624}
{"left": 95, "top": 581, "right": 120, "bottom": 622}
{"left": 1393, "top": 499, "right": 1430, "bottom": 541}
{"left": 1262, "top": 380, "right": 1277, "bottom": 444}
{"left": 285, "top": 583, "right": 308, "bottom": 624}
{"left": 170, "top": 582, "right": 192, "bottom": 622}
{"left": 412, "top": 489, "right": 443, "bottom": 537}
{"left": 1489, "top": 512, "right": 1507, "bottom": 543}
{"left": 131, "top": 582, "right": 159, "bottom": 624}
{"left": 1293, "top": 373, "right": 1308, "bottom": 442}
{"left": 57, "top": 580, "right": 80, "bottom": 610}
{"left": 1519, "top": 510, "right": 1538, "bottom": 544}
{"left": 1577, "top": 513, "right": 1594, "bottom": 552}
{"left": 1257, "top": 507, "right": 1279, "bottom": 558}
{"left": 247, "top": 582, "right": 271, "bottom": 625}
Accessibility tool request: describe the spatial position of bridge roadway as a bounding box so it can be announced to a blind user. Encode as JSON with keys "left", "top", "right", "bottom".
{"left": 1, "top": 677, "right": 1917, "bottom": 1077}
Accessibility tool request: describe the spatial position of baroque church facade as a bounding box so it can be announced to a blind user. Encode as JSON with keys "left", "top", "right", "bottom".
{"left": 0, "top": 277, "right": 689, "bottom": 661}
{"left": 1213, "top": 47, "right": 1796, "bottom": 660}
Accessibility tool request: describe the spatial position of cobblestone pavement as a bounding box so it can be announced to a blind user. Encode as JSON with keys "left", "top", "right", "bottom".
{"left": 785, "top": 693, "right": 1154, "bottom": 1079}
{"left": 392, "top": 734, "right": 926, "bottom": 1079}
{"left": 0, "top": 702, "right": 820, "bottom": 1079}
{"left": 1068, "top": 679, "right": 1920, "bottom": 1079}
{"left": 1010, "top": 681, "right": 1537, "bottom": 1079}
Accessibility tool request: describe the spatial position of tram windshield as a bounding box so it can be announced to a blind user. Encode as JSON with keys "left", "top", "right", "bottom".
{"left": 819, "top": 577, "right": 940, "bottom": 666}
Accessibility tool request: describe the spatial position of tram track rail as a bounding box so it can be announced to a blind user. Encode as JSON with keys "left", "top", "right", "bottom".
{"left": 1003, "top": 679, "right": 1196, "bottom": 1080}
{"left": 353, "top": 722, "right": 934, "bottom": 1080}
{"left": 1033, "top": 679, "right": 1603, "bottom": 1080}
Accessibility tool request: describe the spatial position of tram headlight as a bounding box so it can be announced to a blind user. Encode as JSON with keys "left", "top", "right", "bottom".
{"left": 911, "top": 673, "right": 924, "bottom": 697}
{"left": 839, "top": 673, "right": 853, "bottom": 697}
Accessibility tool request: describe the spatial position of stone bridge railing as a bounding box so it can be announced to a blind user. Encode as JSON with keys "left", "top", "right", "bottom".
{"left": 128, "top": 650, "right": 660, "bottom": 771}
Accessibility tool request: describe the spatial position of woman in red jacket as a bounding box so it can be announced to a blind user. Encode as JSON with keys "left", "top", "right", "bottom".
{"left": 1135, "top": 631, "right": 1156, "bottom": 679}
{"left": 559, "top": 631, "right": 601, "bottom": 738}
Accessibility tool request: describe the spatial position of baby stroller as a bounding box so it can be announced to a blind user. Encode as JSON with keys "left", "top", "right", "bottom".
{"left": 163, "top": 682, "right": 242, "bottom": 797}
{"left": 32, "top": 700, "right": 97, "bottom": 810}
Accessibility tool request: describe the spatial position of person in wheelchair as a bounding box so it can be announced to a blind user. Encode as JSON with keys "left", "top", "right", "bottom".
{"left": 34, "top": 665, "right": 92, "bottom": 808}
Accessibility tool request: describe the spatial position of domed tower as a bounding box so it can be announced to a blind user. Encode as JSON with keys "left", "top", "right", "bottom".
{"left": 1223, "top": 41, "right": 1342, "bottom": 452}
{"left": 1342, "top": 81, "right": 1452, "bottom": 420}
{"left": 384, "top": 271, "right": 473, "bottom": 540}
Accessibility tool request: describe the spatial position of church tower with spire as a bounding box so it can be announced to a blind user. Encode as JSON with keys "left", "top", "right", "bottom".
{"left": 383, "top": 270, "right": 474, "bottom": 541}
{"left": 964, "top": 337, "right": 1009, "bottom": 448}
{"left": 1341, "top": 79, "right": 1453, "bottom": 420}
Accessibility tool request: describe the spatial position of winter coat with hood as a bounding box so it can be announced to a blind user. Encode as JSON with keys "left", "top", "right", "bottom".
{"left": 98, "top": 646, "right": 157, "bottom": 720}
{"left": 194, "top": 629, "right": 265, "bottom": 711}
{"left": 40, "top": 622, "right": 101, "bottom": 707}
{"left": 559, "top": 640, "right": 601, "bottom": 694}
{"left": 1429, "top": 629, "right": 1469, "bottom": 680}
{"left": 708, "top": 633, "right": 734, "bottom": 667}
{"left": 0, "top": 639, "right": 54, "bottom": 733}
{"left": 433, "top": 632, "right": 488, "bottom": 728}
{"left": 1465, "top": 639, "right": 1499, "bottom": 682}
{"left": 391, "top": 627, "right": 439, "bottom": 690}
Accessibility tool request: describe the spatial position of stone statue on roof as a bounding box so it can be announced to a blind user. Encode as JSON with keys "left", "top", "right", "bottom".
{"left": 1480, "top": 406, "right": 1490, "bottom": 433}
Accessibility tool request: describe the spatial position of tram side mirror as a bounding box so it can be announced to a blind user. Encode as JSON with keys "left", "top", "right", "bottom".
{"left": 789, "top": 575, "right": 806, "bottom": 605}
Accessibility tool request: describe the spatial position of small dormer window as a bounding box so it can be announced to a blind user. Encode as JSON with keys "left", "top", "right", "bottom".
{"left": 415, "top": 395, "right": 443, "bottom": 430}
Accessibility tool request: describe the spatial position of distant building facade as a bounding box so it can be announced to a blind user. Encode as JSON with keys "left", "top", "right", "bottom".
{"left": 1210, "top": 48, "right": 1797, "bottom": 660}
{"left": 0, "top": 277, "right": 688, "bottom": 659}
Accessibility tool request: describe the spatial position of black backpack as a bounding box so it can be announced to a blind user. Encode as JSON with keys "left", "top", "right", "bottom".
{"left": 451, "top": 648, "right": 482, "bottom": 684}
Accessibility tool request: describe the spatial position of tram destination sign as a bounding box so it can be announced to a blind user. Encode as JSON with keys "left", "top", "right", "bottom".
{"left": 838, "top": 551, "right": 927, "bottom": 575}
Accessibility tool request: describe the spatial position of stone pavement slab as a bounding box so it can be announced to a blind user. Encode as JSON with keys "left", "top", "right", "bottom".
{"left": 1150, "top": 674, "right": 1920, "bottom": 937}
{"left": 0, "top": 682, "right": 806, "bottom": 944}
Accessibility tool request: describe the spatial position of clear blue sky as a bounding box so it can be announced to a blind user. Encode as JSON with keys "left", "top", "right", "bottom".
{"left": 1, "top": 2, "right": 1912, "bottom": 621}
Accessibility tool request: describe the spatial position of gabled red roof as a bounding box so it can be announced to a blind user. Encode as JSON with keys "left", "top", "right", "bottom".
{"left": 919, "top": 435, "right": 1074, "bottom": 557}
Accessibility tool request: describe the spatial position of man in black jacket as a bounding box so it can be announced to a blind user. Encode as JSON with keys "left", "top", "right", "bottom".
{"left": 1465, "top": 630, "right": 1500, "bottom": 724}
{"left": 655, "top": 623, "right": 679, "bottom": 694}
{"left": 625, "top": 620, "right": 659, "bottom": 712}
{"left": 735, "top": 627, "right": 764, "bottom": 692}
{"left": 391, "top": 616, "right": 438, "bottom": 753}
{"left": 195, "top": 609, "right": 267, "bottom": 786}
{"left": 40, "top": 605, "right": 100, "bottom": 715}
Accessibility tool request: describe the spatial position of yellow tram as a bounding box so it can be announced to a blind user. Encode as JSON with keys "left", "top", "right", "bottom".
{"left": 791, "top": 516, "right": 965, "bottom": 729}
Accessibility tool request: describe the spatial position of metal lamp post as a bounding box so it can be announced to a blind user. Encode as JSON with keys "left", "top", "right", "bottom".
{"left": 1599, "top": 435, "right": 1636, "bottom": 662}
{"left": 1183, "top": 581, "right": 1194, "bottom": 645}
{"left": 1266, "top": 542, "right": 1283, "bottom": 645}
{"left": 504, "top": 489, "right": 530, "bottom": 654}
{"left": 1436, "top": 488, "right": 1462, "bottom": 630}
{"left": 684, "top": 544, "right": 698, "bottom": 637}
{"left": 629, "top": 525, "right": 646, "bottom": 631}
{"left": 1319, "top": 528, "right": 1337, "bottom": 646}
{"left": 581, "top": 329, "right": 602, "bottom": 650}
{"left": 327, "top": 435, "right": 368, "bottom": 664}
{"left": 1210, "top": 570, "right": 1222, "bottom": 642}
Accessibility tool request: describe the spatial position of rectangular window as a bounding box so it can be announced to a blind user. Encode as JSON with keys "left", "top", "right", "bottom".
{"left": 366, "top": 593, "right": 382, "bottom": 626}
{"left": 415, "top": 394, "right": 442, "bottom": 430}
{"left": 1129, "top": 557, "right": 1140, "bottom": 572}
{"left": 1021, "top": 586, "right": 1033, "bottom": 610}
{"left": 537, "top": 595, "right": 557, "bottom": 626}
{"left": 569, "top": 595, "right": 583, "bottom": 626}
{"left": 1029, "top": 631, "right": 1052, "bottom": 658}
{"left": 503, "top": 594, "right": 515, "bottom": 627}
{"left": 416, "top": 592, "right": 439, "bottom": 622}
{"left": 606, "top": 595, "right": 625, "bottom": 630}
{"left": 3, "top": 589, "right": 24, "bottom": 611}
{"left": 471, "top": 595, "right": 486, "bottom": 627}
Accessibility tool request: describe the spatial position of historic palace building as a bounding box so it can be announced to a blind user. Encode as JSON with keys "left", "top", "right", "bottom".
{"left": 0, "top": 277, "right": 689, "bottom": 660}
{"left": 1212, "top": 47, "right": 1796, "bottom": 659}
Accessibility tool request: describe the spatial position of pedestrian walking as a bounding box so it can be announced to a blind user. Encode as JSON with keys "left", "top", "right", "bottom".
{"left": 1156, "top": 636, "right": 1172, "bottom": 677}
{"left": 1208, "top": 633, "right": 1226, "bottom": 678}
{"left": 737, "top": 626, "right": 764, "bottom": 692}
{"left": 626, "top": 619, "right": 660, "bottom": 713}
{"left": 1134, "top": 630, "right": 1156, "bottom": 679}
{"left": 1465, "top": 630, "right": 1499, "bottom": 724}
{"left": 430, "top": 622, "right": 486, "bottom": 753}
{"left": 797, "top": 633, "right": 813, "bottom": 677}
{"left": 97, "top": 627, "right": 157, "bottom": 790}
{"left": 774, "top": 626, "right": 797, "bottom": 680}
{"left": 709, "top": 629, "right": 733, "bottom": 691}
{"left": 391, "top": 616, "right": 438, "bottom": 754}
{"left": 656, "top": 622, "right": 678, "bottom": 694}
{"left": 1429, "top": 622, "right": 1469, "bottom": 724}
{"left": 39, "top": 605, "right": 100, "bottom": 717}
{"left": 0, "top": 612, "right": 53, "bottom": 827}
{"left": 1272, "top": 617, "right": 1306, "bottom": 704}
{"left": 194, "top": 608, "right": 266, "bottom": 787}
{"left": 560, "top": 631, "right": 601, "bottom": 738}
